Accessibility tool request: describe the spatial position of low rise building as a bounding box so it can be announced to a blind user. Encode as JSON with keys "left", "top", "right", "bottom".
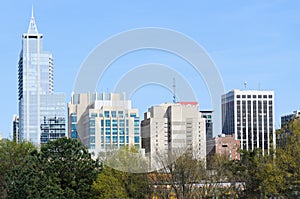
{"left": 40, "top": 116, "right": 66, "bottom": 144}
{"left": 208, "top": 134, "right": 240, "bottom": 160}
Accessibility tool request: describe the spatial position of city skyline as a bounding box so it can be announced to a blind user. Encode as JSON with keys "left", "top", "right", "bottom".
{"left": 0, "top": 1, "right": 300, "bottom": 138}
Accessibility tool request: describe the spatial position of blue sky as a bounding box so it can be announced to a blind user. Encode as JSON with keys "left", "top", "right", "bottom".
{"left": 0, "top": 0, "right": 299, "bottom": 138}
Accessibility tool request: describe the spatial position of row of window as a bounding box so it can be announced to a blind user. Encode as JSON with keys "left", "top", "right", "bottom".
{"left": 90, "top": 135, "right": 140, "bottom": 145}
{"left": 236, "top": 94, "right": 273, "bottom": 99}
{"left": 90, "top": 111, "right": 138, "bottom": 118}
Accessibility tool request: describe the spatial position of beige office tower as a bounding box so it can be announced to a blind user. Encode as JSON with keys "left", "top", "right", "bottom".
{"left": 141, "top": 102, "right": 206, "bottom": 171}
{"left": 68, "top": 93, "right": 141, "bottom": 157}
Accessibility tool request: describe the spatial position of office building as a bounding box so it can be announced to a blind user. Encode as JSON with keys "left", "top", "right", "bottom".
{"left": 281, "top": 110, "right": 300, "bottom": 127}
{"left": 68, "top": 92, "right": 141, "bottom": 156}
{"left": 222, "top": 89, "right": 275, "bottom": 154}
{"left": 277, "top": 110, "right": 300, "bottom": 148}
{"left": 208, "top": 134, "right": 240, "bottom": 160}
{"left": 18, "top": 10, "right": 66, "bottom": 145}
{"left": 201, "top": 110, "right": 214, "bottom": 154}
{"left": 141, "top": 102, "right": 206, "bottom": 171}
{"left": 12, "top": 115, "right": 20, "bottom": 143}
{"left": 40, "top": 116, "right": 66, "bottom": 144}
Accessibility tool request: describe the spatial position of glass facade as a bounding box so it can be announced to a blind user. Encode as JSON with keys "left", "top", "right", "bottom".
{"left": 18, "top": 13, "right": 66, "bottom": 146}
{"left": 40, "top": 116, "right": 66, "bottom": 144}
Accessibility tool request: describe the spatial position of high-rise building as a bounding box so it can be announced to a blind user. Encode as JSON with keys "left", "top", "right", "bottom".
{"left": 141, "top": 102, "right": 206, "bottom": 170}
{"left": 201, "top": 110, "right": 213, "bottom": 139}
{"left": 18, "top": 10, "right": 66, "bottom": 145}
{"left": 68, "top": 92, "right": 141, "bottom": 156}
{"left": 201, "top": 110, "right": 214, "bottom": 154}
{"left": 12, "top": 115, "right": 20, "bottom": 143}
{"left": 281, "top": 110, "right": 300, "bottom": 127}
{"left": 222, "top": 89, "right": 275, "bottom": 154}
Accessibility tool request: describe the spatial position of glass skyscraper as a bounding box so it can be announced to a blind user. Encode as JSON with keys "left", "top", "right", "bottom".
{"left": 18, "top": 10, "right": 66, "bottom": 145}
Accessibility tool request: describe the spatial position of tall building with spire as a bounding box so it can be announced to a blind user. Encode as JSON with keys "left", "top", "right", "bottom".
{"left": 18, "top": 9, "right": 66, "bottom": 145}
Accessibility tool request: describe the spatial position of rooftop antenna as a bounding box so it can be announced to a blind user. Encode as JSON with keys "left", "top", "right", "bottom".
{"left": 244, "top": 81, "right": 247, "bottom": 89}
{"left": 31, "top": 5, "right": 34, "bottom": 18}
{"left": 172, "top": 77, "right": 176, "bottom": 103}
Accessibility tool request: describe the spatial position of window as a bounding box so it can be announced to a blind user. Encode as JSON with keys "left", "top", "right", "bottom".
{"left": 100, "top": 120, "right": 104, "bottom": 126}
{"left": 90, "top": 136, "right": 95, "bottom": 143}
{"left": 134, "top": 128, "right": 139, "bottom": 135}
{"left": 71, "top": 113, "right": 77, "bottom": 122}
{"left": 118, "top": 111, "right": 123, "bottom": 117}
{"left": 126, "top": 136, "right": 129, "bottom": 143}
{"left": 90, "top": 113, "right": 97, "bottom": 118}
{"left": 134, "top": 136, "right": 140, "bottom": 143}
{"left": 71, "top": 131, "right": 77, "bottom": 138}
{"left": 111, "top": 111, "right": 116, "bottom": 118}
{"left": 90, "top": 128, "right": 95, "bottom": 135}
{"left": 113, "top": 136, "right": 118, "bottom": 143}
{"left": 112, "top": 120, "right": 118, "bottom": 126}
{"left": 112, "top": 128, "right": 118, "bottom": 135}
{"left": 119, "top": 120, "right": 124, "bottom": 127}
{"left": 120, "top": 136, "right": 125, "bottom": 143}
{"left": 104, "top": 111, "right": 110, "bottom": 118}
{"left": 134, "top": 119, "right": 140, "bottom": 126}
{"left": 105, "top": 128, "right": 111, "bottom": 135}
{"left": 71, "top": 124, "right": 77, "bottom": 131}
{"left": 119, "top": 128, "right": 125, "bottom": 135}
{"left": 90, "top": 119, "right": 95, "bottom": 127}
{"left": 237, "top": 95, "right": 240, "bottom": 98}
{"left": 105, "top": 136, "right": 111, "bottom": 143}
{"left": 105, "top": 120, "right": 111, "bottom": 126}
{"left": 130, "top": 113, "right": 136, "bottom": 117}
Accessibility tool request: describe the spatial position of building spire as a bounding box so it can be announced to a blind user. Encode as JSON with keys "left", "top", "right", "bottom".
{"left": 31, "top": 5, "right": 34, "bottom": 18}
{"left": 27, "top": 6, "right": 39, "bottom": 34}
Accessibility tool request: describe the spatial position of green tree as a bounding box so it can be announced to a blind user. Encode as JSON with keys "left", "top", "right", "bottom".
{"left": 276, "top": 119, "right": 300, "bottom": 197}
{"left": 8, "top": 137, "right": 100, "bottom": 199}
{"left": 93, "top": 146, "right": 150, "bottom": 199}
{"left": 0, "top": 139, "right": 35, "bottom": 198}
{"left": 91, "top": 166, "right": 128, "bottom": 199}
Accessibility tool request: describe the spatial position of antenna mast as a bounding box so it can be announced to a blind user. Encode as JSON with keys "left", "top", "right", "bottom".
{"left": 173, "top": 78, "right": 176, "bottom": 103}
{"left": 244, "top": 81, "right": 247, "bottom": 89}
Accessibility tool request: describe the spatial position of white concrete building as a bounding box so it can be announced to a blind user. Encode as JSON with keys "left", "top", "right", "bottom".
{"left": 141, "top": 102, "right": 206, "bottom": 171}
{"left": 222, "top": 89, "right": 275, "bottom": 154}
{"left": 68, "top": 93, "right": 141, "bottom": 157}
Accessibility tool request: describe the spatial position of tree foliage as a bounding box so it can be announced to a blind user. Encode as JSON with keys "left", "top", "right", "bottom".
{"left": 7, "top": 137, "right": 100, "bottom": 199}
{"left": 0, "top": 139, "right": 35, "bottom": 198}
{"left": 92, "top": 146, "right": 149, "bottom": 199}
